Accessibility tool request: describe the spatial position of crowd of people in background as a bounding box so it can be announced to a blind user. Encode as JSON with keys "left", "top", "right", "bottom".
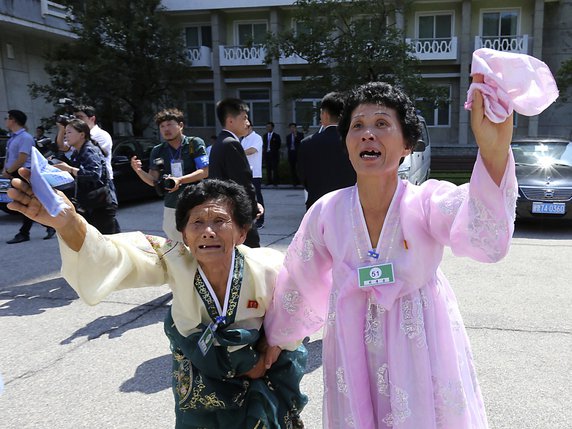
{"left": 2, "top": 89, "right": 358, "bottom": 244}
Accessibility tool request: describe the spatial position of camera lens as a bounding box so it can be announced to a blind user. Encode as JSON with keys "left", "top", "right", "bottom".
{"left": 164, "top": 177, "right": 176, "bottom": 189}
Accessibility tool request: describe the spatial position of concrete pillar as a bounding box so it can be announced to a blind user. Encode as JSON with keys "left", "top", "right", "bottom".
{"left": 528, "top": 0, "right": 545, "bottom": 137}
{"left": 458, "top": 0, "right": 472, "bottom": 146}
{"left": 269, "top": 8, "right": 284, "bottom": 135}
{"left": 211, "top": 12, "right": 225, "bottom": 134}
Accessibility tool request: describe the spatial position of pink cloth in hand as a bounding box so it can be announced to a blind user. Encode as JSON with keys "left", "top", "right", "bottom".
{"left": 464, "top": 48, "right": 559, "bottom": 123}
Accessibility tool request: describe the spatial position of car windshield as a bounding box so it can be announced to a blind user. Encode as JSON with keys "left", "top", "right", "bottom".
{"left": 511, "top": 141, "right": 572, "bottom": 167}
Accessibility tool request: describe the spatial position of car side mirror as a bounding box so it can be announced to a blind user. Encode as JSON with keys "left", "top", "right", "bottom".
{"left": 413, "top": 140, "right": 426, "bottom": 153}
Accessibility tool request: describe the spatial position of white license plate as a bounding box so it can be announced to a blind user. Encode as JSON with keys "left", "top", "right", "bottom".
{"left": 0, "top": 193, "right": 12, "bottom": 203}
{"left": 532, "top": 202, "right": 566, "bottom": 214}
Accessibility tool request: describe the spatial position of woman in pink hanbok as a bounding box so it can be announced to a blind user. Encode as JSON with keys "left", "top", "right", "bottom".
{"left": 264, "top": 80, "right": 518, "bottom": 429}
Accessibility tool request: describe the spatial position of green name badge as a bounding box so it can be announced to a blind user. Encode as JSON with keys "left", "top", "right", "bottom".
{"left": 198, "top": 324, "right": 216, "bottom": 356}
{"left": 357, "top": 263, "right": 395, "bottom": 288}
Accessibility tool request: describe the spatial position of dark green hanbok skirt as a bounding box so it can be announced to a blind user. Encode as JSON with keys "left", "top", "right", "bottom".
{"left": 164, "top": 311, "right": 307, "bottom": 429}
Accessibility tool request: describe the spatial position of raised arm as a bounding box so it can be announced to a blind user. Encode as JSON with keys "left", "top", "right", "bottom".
{"left": 470, "top": 74, "right": 513, "bottom": 186}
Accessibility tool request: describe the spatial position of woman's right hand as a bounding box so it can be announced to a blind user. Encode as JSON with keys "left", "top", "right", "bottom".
{"left": 7, "top": 167, "right": 77, "bottom": 230}
{"left": 130, "top": 156, "right": 142, "bottom": 172}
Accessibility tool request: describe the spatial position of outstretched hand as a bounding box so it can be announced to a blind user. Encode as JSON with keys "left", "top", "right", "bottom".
{"left": 469, "top": 73, "right": 513, "bottom": 185}
{"left": 7, "top": 168, "right": 76, "bottom": 230}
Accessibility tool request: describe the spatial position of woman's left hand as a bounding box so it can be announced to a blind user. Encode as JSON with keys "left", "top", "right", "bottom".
{"left": 240, "top": 355, "right": 268, "bottom": 379}
{"left": 470, "top": 73, "right": 513, "bottom": 186}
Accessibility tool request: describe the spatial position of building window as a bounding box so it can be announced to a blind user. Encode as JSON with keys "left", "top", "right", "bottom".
{"left": 41, "top": 0, "right": 67, "bottom": 18}
{"left": 239, "top": 89, "right": 270, "bottom": 126}
{"left": 294, "top": 99, "right": 321, "bottom": 129}
{"left": 186, "top": 92, "right": 215, "bottom": 128}
{"left": 482, "top": 10, "right": 518, "bottom": 38}
{"left": 417, "top": 13, "right": 453, "bottom": 40}
{"left": 185, "top": 25, "right": 212, "bottom": 48}
{"left": 236, "top": 21, "right": 268, "bottom": 46}
{"left": 416, "top": 86, "right": 451, "bottom": 127}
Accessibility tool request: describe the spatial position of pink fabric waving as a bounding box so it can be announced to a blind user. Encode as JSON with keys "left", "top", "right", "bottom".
{"left": 464, "top": 48, "right": 558, "bottom": 123}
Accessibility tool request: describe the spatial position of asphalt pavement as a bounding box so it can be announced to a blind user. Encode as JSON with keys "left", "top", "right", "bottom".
{"left": 0, "top": 185, "right": 571, "bottom": 428}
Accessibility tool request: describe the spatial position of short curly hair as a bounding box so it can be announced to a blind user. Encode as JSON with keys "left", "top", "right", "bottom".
{"left": 154, "top": 108, "right": 184, "bottom": 126}
{"left": 338, "top": 82, "right": 421, "bottom": 151}
{"left": 175, "top": 179, "right": 253, "bottom": 232}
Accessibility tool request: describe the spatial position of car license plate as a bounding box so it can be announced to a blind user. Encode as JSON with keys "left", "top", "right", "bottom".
{"left": 532, "top": 202, "right": 565, "bottom": 215}
{"left": 0, "top": 193, "right": 12, "bottom": 203}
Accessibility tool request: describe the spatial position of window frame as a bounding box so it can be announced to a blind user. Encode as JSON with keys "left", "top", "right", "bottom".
{"left": 234, "top": 20, "right": 269, "bottom": 46}
{"left": 416, "top": 85, "right": 452, "bottom": 128}
{"left": 293, "top": 98, "right": 322, "bottom": 128}
{"left": 239, "top": 89, "right": 271, "bottom": 126}
{"left": 414, "top": 11, "right": 455, "bottom": 40}
{"left": 185, "top": 24, "right": 212, "bottom": 48}
{"left": 479, "top": 8, "right": 521, "bottom": 38}
{"left": 186, "top": 91, "right": 216, "bottom": 128}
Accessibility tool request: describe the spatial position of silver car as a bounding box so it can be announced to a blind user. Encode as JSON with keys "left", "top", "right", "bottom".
{"left": 398, "top": 116, "right": 431, "bottom": 185}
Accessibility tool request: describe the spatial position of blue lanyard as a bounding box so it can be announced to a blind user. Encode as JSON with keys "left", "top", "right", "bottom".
{"left": 168, "top": 144, "right": 182, "bottom": 161}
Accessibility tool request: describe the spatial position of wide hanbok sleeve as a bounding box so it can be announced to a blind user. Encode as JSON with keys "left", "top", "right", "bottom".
{"left": 410, "top": 149, "right": 517, "bottom": 263}
{"left": 264, "top": 201, "right": 335, "bottom": 347}
{"left": 59, "top": 219, "right": 169, "bottom": 305}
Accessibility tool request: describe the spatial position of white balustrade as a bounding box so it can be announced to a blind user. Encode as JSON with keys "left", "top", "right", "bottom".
{"left": 279, "top": 53, "right": 308, "bottom": 65}
{"left": 186, "top": 46, "right": 212, "bottom": 67}
{"left": 406, "top": 37, "right": 458, "bottom": 60}
{"left": 219, "top": 45, "right": 267, "bottom": 66}
{"left": 474, "top": 35, "right": 528, "bottom": 54}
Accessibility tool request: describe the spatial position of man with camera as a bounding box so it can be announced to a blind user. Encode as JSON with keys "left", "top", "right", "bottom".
{"left": 130, "top": 108, "right": 209, "bottom": 241}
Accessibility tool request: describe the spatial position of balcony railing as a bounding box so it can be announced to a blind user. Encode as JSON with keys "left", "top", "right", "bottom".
{"left": 187, "top": 46, "right": 212, "bottom": 68}
{"left": 278, "top": 53, "right": 308, "bottom": 65}
{"left": 406, "top": 37, "right": 458, "bottom": 60}
{"left": 475, "top": 35, "right": 528, "bottom": 54}
{"left": 219, "top": 45, "right": 267, "bottom": 66}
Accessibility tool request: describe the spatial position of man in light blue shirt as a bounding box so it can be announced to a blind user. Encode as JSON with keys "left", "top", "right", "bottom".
{"left": 2, "top": 109, "right": 55, "bottom": 243}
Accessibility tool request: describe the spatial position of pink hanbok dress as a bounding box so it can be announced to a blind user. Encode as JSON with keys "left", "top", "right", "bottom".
{"left": 264, "top": 151, "right": 517, "bottom": 429}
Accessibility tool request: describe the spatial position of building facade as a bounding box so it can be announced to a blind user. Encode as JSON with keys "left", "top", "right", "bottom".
{"left": 162, "top": 0, "right": 572, "bottom": 154}
{"left": 1, "top": 0, "right": 571, "bottom": 155}
{"left": 0, "top": 0, "right": 74, "bottom": 132}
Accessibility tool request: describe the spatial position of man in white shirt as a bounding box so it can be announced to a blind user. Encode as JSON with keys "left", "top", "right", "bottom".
{"left": 241, "top": 124, "right": 265, "bottom": 228}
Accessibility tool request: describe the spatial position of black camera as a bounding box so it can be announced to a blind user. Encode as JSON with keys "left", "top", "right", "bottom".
{"left": 152, "top": 158, "right": 176, "bottom": 197}
{"left": 55, "top": 98, "right": 76, "bottom": 126}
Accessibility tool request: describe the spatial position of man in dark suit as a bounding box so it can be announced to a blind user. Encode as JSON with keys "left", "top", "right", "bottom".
{"left": 262, "top": 121, "right": 281, "bottom": 186}
{"left": 286, "top": 122, "right": 304, "bottom": 187}
{"left": 209, "top": 98, "right": 261, "bottom": 247}
{"left": 297, "top": 92, "right": 356, "bottom": 210}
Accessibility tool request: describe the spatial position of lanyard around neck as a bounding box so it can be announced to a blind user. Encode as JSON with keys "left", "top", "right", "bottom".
{"left": 197, "top": 251, "right": 235, "bottom": 319}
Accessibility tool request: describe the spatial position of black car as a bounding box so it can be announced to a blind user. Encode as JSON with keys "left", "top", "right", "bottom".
{"left": 511, "top": 137, "right": 572, "bottom": 221}
{"left": 111, "top": 137, "right": 161, "bottom": 203}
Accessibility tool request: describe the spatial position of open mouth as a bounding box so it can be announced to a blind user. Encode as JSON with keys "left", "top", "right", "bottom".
{"left": 360, "top": 150, "right": 381, "bottom": 159}
{"left": 198, "top": 244, "right": 221, "bottom": 249}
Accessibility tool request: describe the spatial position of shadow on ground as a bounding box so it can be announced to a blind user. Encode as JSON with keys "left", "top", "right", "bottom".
{"left": 60, "top": 293, "right": 172, "bottom": 344}
{"left": 0, "top": 277, "right": 77, "bottom": 316}
{"left": 121, "top": 354, "right": 172, "bottom": 394}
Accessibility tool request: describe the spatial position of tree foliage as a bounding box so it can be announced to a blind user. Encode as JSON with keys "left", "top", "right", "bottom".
{"left": 265, "top": 0, "right": 443, "bottom": 103}
{"left": 29, "top": 0, "right": 193, "bottom": 136}
{"left": 556, "top": 58, "right": 572, "bottom": 101}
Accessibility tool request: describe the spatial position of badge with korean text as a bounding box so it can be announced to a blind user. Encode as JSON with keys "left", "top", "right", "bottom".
{"left": 198, "top": 323, "right": 216, "bottom": 356}
{"left": 357, "top": 263, "right": 395, "bottom": 288}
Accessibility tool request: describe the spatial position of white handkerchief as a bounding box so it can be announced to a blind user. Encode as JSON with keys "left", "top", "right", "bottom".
{"left": 30, "top": 147, "right": 74, "bottom": 217}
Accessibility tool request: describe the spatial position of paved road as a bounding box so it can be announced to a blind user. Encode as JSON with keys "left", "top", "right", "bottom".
{"left": 0, "top": 187, "right": 570, "bottom": 428}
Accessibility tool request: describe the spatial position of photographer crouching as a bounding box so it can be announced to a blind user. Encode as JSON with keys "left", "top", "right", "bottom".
{"left": 130, "top": 108, "right": 209, "bottom": 241}
{"left": 52, "top": 119, "right": 119, "bottom": 234}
